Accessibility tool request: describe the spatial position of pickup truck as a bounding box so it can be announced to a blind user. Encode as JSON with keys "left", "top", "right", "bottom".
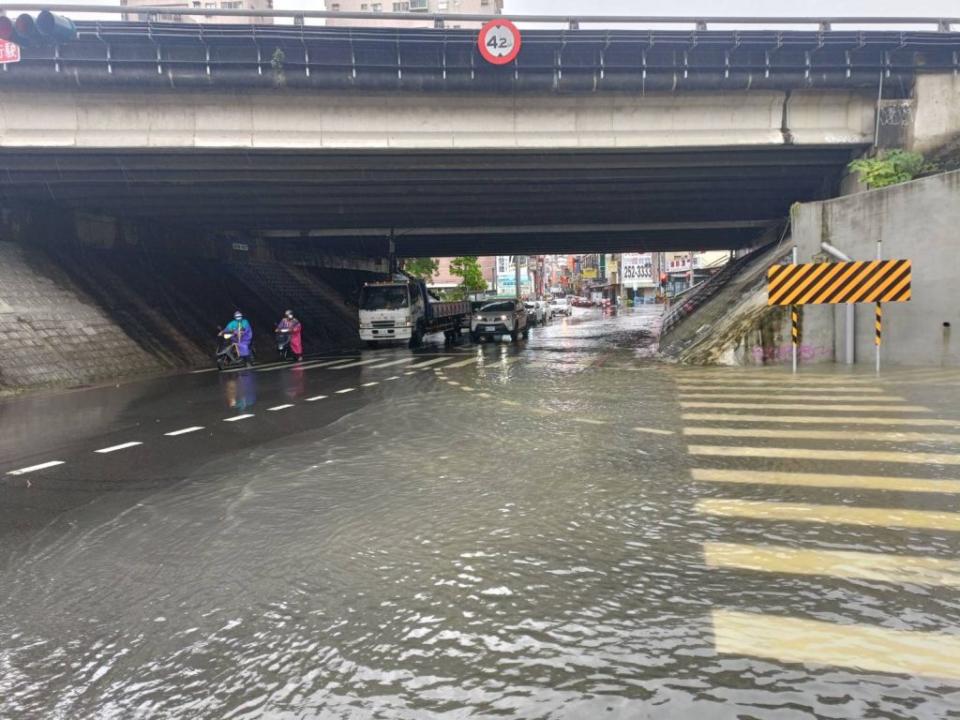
{"left": 359, "top": 277, "right": 470, "bottom": 347}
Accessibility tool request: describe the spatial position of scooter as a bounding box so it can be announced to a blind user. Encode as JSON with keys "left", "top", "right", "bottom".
{"left": 275, "top": 327, "right": 296, "bottom": 362}
{"left": 215, "top": 329, "right": 253, "bottom": 370}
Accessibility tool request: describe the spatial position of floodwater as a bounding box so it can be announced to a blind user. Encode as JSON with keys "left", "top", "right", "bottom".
{"left": 2, "top": 307, "right": 959, "bottom": 719}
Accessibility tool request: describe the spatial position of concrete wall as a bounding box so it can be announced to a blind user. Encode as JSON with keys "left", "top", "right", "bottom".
{"left": 791, "top": 169, "right": 960, "bottom": 367}
{"left": 911, "top": 74, "right": 960, "bottom": 156}
{"left": 0, "top": 88, "right": 876, "bottom": 150}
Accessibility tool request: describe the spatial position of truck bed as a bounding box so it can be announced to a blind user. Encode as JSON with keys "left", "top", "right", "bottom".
{"left": 426, "top": 300, "right": 471, "bottom": 320}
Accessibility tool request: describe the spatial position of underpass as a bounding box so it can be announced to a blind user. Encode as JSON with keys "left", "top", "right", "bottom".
{"left": 1, "top": 9, "right": 960, "bottom": 719}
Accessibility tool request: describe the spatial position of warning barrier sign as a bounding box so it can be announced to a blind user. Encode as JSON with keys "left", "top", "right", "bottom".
{"left": 767, "top": 259, "right": 911, "bottom": 306}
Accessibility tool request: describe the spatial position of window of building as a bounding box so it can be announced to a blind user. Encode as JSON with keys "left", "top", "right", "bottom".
{"left": 205, "top": 2, "right": 216, "bottom": 7}
{"left": 392, "top": 1, "right": 409, "bottom": 10}
{"left": 360, "top": 2, "right": 368, "bottom": 8}
{"left": 330, "top": 1, "right": 340, "bottom": 8}
{"left": 192, "top": 1, "right": 200, "bottom": 6}
{"left": 222, "top": 1, "right": 241, "bottom": 7}
{"left": 371, "top": 2, "right": 382, "bottom": 11}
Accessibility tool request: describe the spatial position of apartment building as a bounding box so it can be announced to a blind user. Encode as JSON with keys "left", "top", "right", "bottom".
{"left": 120, "top": 0, "right": 274, "bottom": 24}
{"left": 325, "top": 0, "right": 501, "bottom": 28}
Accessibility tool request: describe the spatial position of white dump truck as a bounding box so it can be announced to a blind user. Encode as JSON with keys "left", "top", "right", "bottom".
{"left": 359, "top": 276, "right": 471, "bottom": 348}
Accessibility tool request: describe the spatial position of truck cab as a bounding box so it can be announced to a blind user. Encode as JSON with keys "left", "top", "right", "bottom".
{"left": 359, "top": 278, "right": 471, "bottom": 348}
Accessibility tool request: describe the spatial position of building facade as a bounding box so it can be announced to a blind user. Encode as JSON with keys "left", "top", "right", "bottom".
{"left": 325, "top": 0, "right": 501, "bottom": 28}
{"left": 120, "top": 0, "right": 274, "bottom": 24}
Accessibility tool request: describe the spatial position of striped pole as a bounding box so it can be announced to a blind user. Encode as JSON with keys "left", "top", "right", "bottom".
{"left": 791, "top": 305, "right": 799, "bottom": 373}
{"left": 875, "top": 301, "right": 882, "bottom": 373}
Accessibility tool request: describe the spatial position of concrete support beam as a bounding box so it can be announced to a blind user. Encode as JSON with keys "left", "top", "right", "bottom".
{"left": 911, "top": 74, "right": 960, "bottom": 155}
{"left": 0, "top": 89, "right": 877, "bottom": 150}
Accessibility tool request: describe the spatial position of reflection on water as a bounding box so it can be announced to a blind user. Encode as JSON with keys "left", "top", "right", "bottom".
{"left": 1, "top": 308, "right": 958, "bottom": 718}
{"left": 221, "top": 370, "right": 257, "bottom": 410}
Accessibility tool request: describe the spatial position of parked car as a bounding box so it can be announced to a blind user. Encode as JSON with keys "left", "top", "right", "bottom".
{"left": 549, "top": 297, "right": 572, "bottom": 316}
{"left": 524, "top": 301, "right": 546, "bottom": 326}
{"left": 536, "top": 299, "right": 552, "bottom": 323}
{"left": 471, "top": 299, "right": 529, "bottom": 342}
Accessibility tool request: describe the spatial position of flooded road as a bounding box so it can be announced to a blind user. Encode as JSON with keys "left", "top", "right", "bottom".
{"left": 2, "top": 306, "right": 960, "bottom": 719}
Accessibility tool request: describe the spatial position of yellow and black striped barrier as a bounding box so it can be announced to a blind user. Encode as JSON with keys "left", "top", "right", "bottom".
{"left": 767, "top": 259, "right": 911, "bottom": 306}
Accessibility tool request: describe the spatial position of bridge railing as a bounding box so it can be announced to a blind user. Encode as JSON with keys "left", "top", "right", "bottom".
{"left": 0, "top": 5, "right": 957, "bottom": 31}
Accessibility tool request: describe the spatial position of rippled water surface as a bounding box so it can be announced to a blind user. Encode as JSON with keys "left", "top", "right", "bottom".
{"left": 2, "top": 308, "right": 959, "bottom": 718}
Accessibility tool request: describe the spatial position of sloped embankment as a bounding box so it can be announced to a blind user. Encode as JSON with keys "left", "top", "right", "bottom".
{"left": 659, "top": 243, "right": 792, "bottom": 365}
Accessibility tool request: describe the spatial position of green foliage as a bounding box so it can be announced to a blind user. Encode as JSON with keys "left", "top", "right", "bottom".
{"left": 448, "top": 256, "right": 487, "bottom": 299}
{"left": 403, "top": 257, "right": 439, "bottom": 281}
{"left": 848, "top": 150, "right": 936, "bottom": 189}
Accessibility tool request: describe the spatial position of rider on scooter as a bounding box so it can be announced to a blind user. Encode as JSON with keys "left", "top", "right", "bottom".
{"left": 275, "top": 310, "right": 303, "bottom": 361}
{"left": 224, "top": 311, "right": 254, "bottom": 366}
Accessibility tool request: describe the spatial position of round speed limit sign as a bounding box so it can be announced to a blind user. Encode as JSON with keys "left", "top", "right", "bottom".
{"left": 477, "top": 18, "right": 522, "bottom": 65}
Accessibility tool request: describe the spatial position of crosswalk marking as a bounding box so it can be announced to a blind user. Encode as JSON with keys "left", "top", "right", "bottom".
{"left": 690, "top": 468, "right": 960, "bottom": 494}
{"left": 696, "top": 498, "right": 960, "bottom": 531}
{"left": 407, "top": 357, "right": 453, "bottom": 369}
{"left": 681, "top": 412, "right": 960, "bottom": 427}
{"left": 257, "top": 358, "right": 354, "bottom": 373}
{"left": 677, "top": 384, "right": 884, "bottom": 394}
{"left": 678, "top": 393, "right": 903, "bottom": 402}
{"left": 689, "top": 444, "right": 960, "bottom": 465}
{"left": 327, "top": 358, "right": 386, "bottom": 369}
{"left": 675, "top": 377, "right": 874, "bottom": 386}
{"left": 681, "top": 401, "right": 929, "bottom": 412}
{"left": 442, "top": 356, "right": 482, "bottom": 369}
{"left": 634, "top": 426, "right": 675, "bottom": 435}
{"left": 704, "top": 542, "right": 960, "bottom": 587}
{"left": 366, "top": 358, "right": 417, "bottom": 370}
{"left": 683, "top": 426, "right": 960, "bottom": 444}
{"left": 712, "top": 610, "right": 960, "bottom": 680}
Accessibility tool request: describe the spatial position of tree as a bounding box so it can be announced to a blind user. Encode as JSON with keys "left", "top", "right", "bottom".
{"left": 848, "top": 150, "right": 935, "bottom": 189}
{"left": 403, "top": 257, "right": 439, "bottom": 281}
{"left": 449, "top": 256, "right": 487, "bottom": 299}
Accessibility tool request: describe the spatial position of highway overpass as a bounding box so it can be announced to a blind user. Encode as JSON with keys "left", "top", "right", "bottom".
{"left": 1, "top": 13, "right": 959, "bottom": 255}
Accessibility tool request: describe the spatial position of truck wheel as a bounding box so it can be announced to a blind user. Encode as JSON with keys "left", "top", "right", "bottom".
{"left": 510, "top": 329, "right": 518, "bottom": 342}
{"left": 409, "top": 325, "right": 423, "bottom": 348}
{"left": 366, "top": 341, "right": 378, "bottom": 349}
{"left": 522, "top": 327, "right": 530, "bottom": 340}
{"left": 471, "top": 332, "right": 480, "bottom": 343}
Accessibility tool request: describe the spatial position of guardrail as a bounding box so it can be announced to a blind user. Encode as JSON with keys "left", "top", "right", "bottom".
{"left": 0, "top": 5, "right": 957, "bottom": 31}
{"left": 660, "top": 242, "right": 780, "bottom": 337}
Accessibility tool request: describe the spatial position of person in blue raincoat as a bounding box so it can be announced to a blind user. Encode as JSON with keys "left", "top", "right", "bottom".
{"left": 224, "top": 310, "right": 254, "bottom": 365}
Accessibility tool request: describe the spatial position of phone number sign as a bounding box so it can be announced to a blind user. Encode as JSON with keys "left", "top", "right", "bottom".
{"left": 0, "top": 40, "right": 20, "bottom": 65}
{"left": 477, "top": 18, "right": 521, "bottom": 65}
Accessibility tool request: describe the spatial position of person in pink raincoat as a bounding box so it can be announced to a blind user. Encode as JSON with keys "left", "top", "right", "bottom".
{"left": 276, "top": 309, "right": 303, "bottom": 361}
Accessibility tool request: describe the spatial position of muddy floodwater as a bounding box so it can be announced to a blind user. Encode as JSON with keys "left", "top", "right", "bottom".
{"left": 2, "top": 307, "right": 959, "bottom": 719}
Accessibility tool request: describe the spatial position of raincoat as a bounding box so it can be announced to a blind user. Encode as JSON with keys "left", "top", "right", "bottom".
{"left": 225, "top": 317, "right": 253, "bottom": 358}
{"left": 277, "top": 316, "right": 303, "bottom": 356}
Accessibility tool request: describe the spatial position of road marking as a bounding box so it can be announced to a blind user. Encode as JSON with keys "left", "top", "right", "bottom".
{"left": 500, "top": 399, "right": 520, "bottom": 406}
{"left": 164, "top": 426, "right": 205, "bottom": 436}
{"left": 189, "top": 368, "right": 219, "bottom": 375}
{"left": 696, "top": 498, "right": 960, "bottom": 531}
{"left": 681, "top": 412, "right": 960, "bottom": 428}
{"left": 404, "top": 371, "right": 418, "bottom": 375}
{"left": 691, "top": 468, "right": 960, "bottom": 494}
{"left": 677, "top": 384, "right": 884, "bottom": 394}
{"left": 681, "top": 402, "right": 929, "bottom": 413}
{"left": 367, "top": 358, "right": 418, "bottom": 370}
{"left": 385, "top": 376, "right": 400, "bottom": 381}
{"left": 327, "top": 358, "right": 385, "bottom": 369}
{"left": 305, "top": 395, "right": 328, "bottom": 402}
{"left": 460, "top": 385, "right": 475, "bottom": 391}
{"left": 443, "top": 356, "right": 482, "bottom": 369}
{"left": 689, "top": 444, "right": 960, "bottom": 466}
{"left": 407, "top": 357, "right": 452, "bottom": 369}
{"left": 447, "top": 380, "right": 460, "bottom": 386}
{"left": 258, "top": 358, "right": 354, "bottom": 373}
{"left": 267, "top": 404, "right": 295, "bottom": 411}
{"left": 477, "top": 392, "right": 491, "bottom": 398}
{"left": 704, "top": 542, "right": 960, "bottom": 587}
{"left": 572, "top": 418, "right": 608, "bottom": 425}
{"left": 634, "top": 426, "right": 675, "bottom": 435}
{"left": 362, "top": 381, "right": 380, "bottom": 387}
{"left": 675, "top": 377, "right": 874, "bottom": 386}
{"left": 712, "top": 609, "right": 960, "bottom": 680}
{"left": 678, "top": 393, "right": 903, "bottom": 402}
{"left": 95, "top": 441, "right": 143, "bottom": 454}
{"left": 7, "top": 460, "right": 65, "bottom": 476}
{"left": 335, "top": 388, "right": 355, "bottom": 394}
{"left": 224, "top": 414, "right": 255, "bottom": 422}
{"left": 684, "top": 427, "right": 960, "bottom": 444}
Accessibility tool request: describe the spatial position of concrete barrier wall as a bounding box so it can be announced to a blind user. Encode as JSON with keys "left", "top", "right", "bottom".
{"left": 792, "top": 169, "right": 960, "bottom": 366}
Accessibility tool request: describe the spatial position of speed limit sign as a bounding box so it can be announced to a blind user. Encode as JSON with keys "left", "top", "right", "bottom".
{"left": 477, "top": 18, "right": 522, "bottom": 65}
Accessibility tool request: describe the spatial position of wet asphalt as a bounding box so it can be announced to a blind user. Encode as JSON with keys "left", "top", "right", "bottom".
{"left": 1, "top": 306, "right": 959, "bottom": 719}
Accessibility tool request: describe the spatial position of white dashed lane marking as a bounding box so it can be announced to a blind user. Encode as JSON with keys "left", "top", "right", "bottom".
{"left": 385, "top": 376, "right": 401, "bottom": 381}
{"left": 404, "top": 371, "right": 418, "bottom": 376}
{"left": 362, "top": 381, "right": 380, "bottom": 387}
{"left": 305, "top": 395, "right": 327, "bottom": 402}
{"left": 268, "top": 404, "right": 295, "bottom": 412}
{"left": 7, "top": 460, "right": 65, "bottom": 476}
{"left": 635, "top": 426, "right": 675, "bottom": 435}
{"left": 335, "top": 388, "right": 356, "bottom": 394}
{"left": 224, "top": 414, "right": 255, "bottom": 422}
{"left": 164, "top": 426, "right": 205, "bottom": 436}
{"left": 95, "top": 441, "right": 143, "bottom": 454}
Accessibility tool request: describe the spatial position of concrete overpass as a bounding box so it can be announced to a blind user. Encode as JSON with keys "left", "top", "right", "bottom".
{"left": 1, "top": 13, "right": 959, "bottom": 256}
